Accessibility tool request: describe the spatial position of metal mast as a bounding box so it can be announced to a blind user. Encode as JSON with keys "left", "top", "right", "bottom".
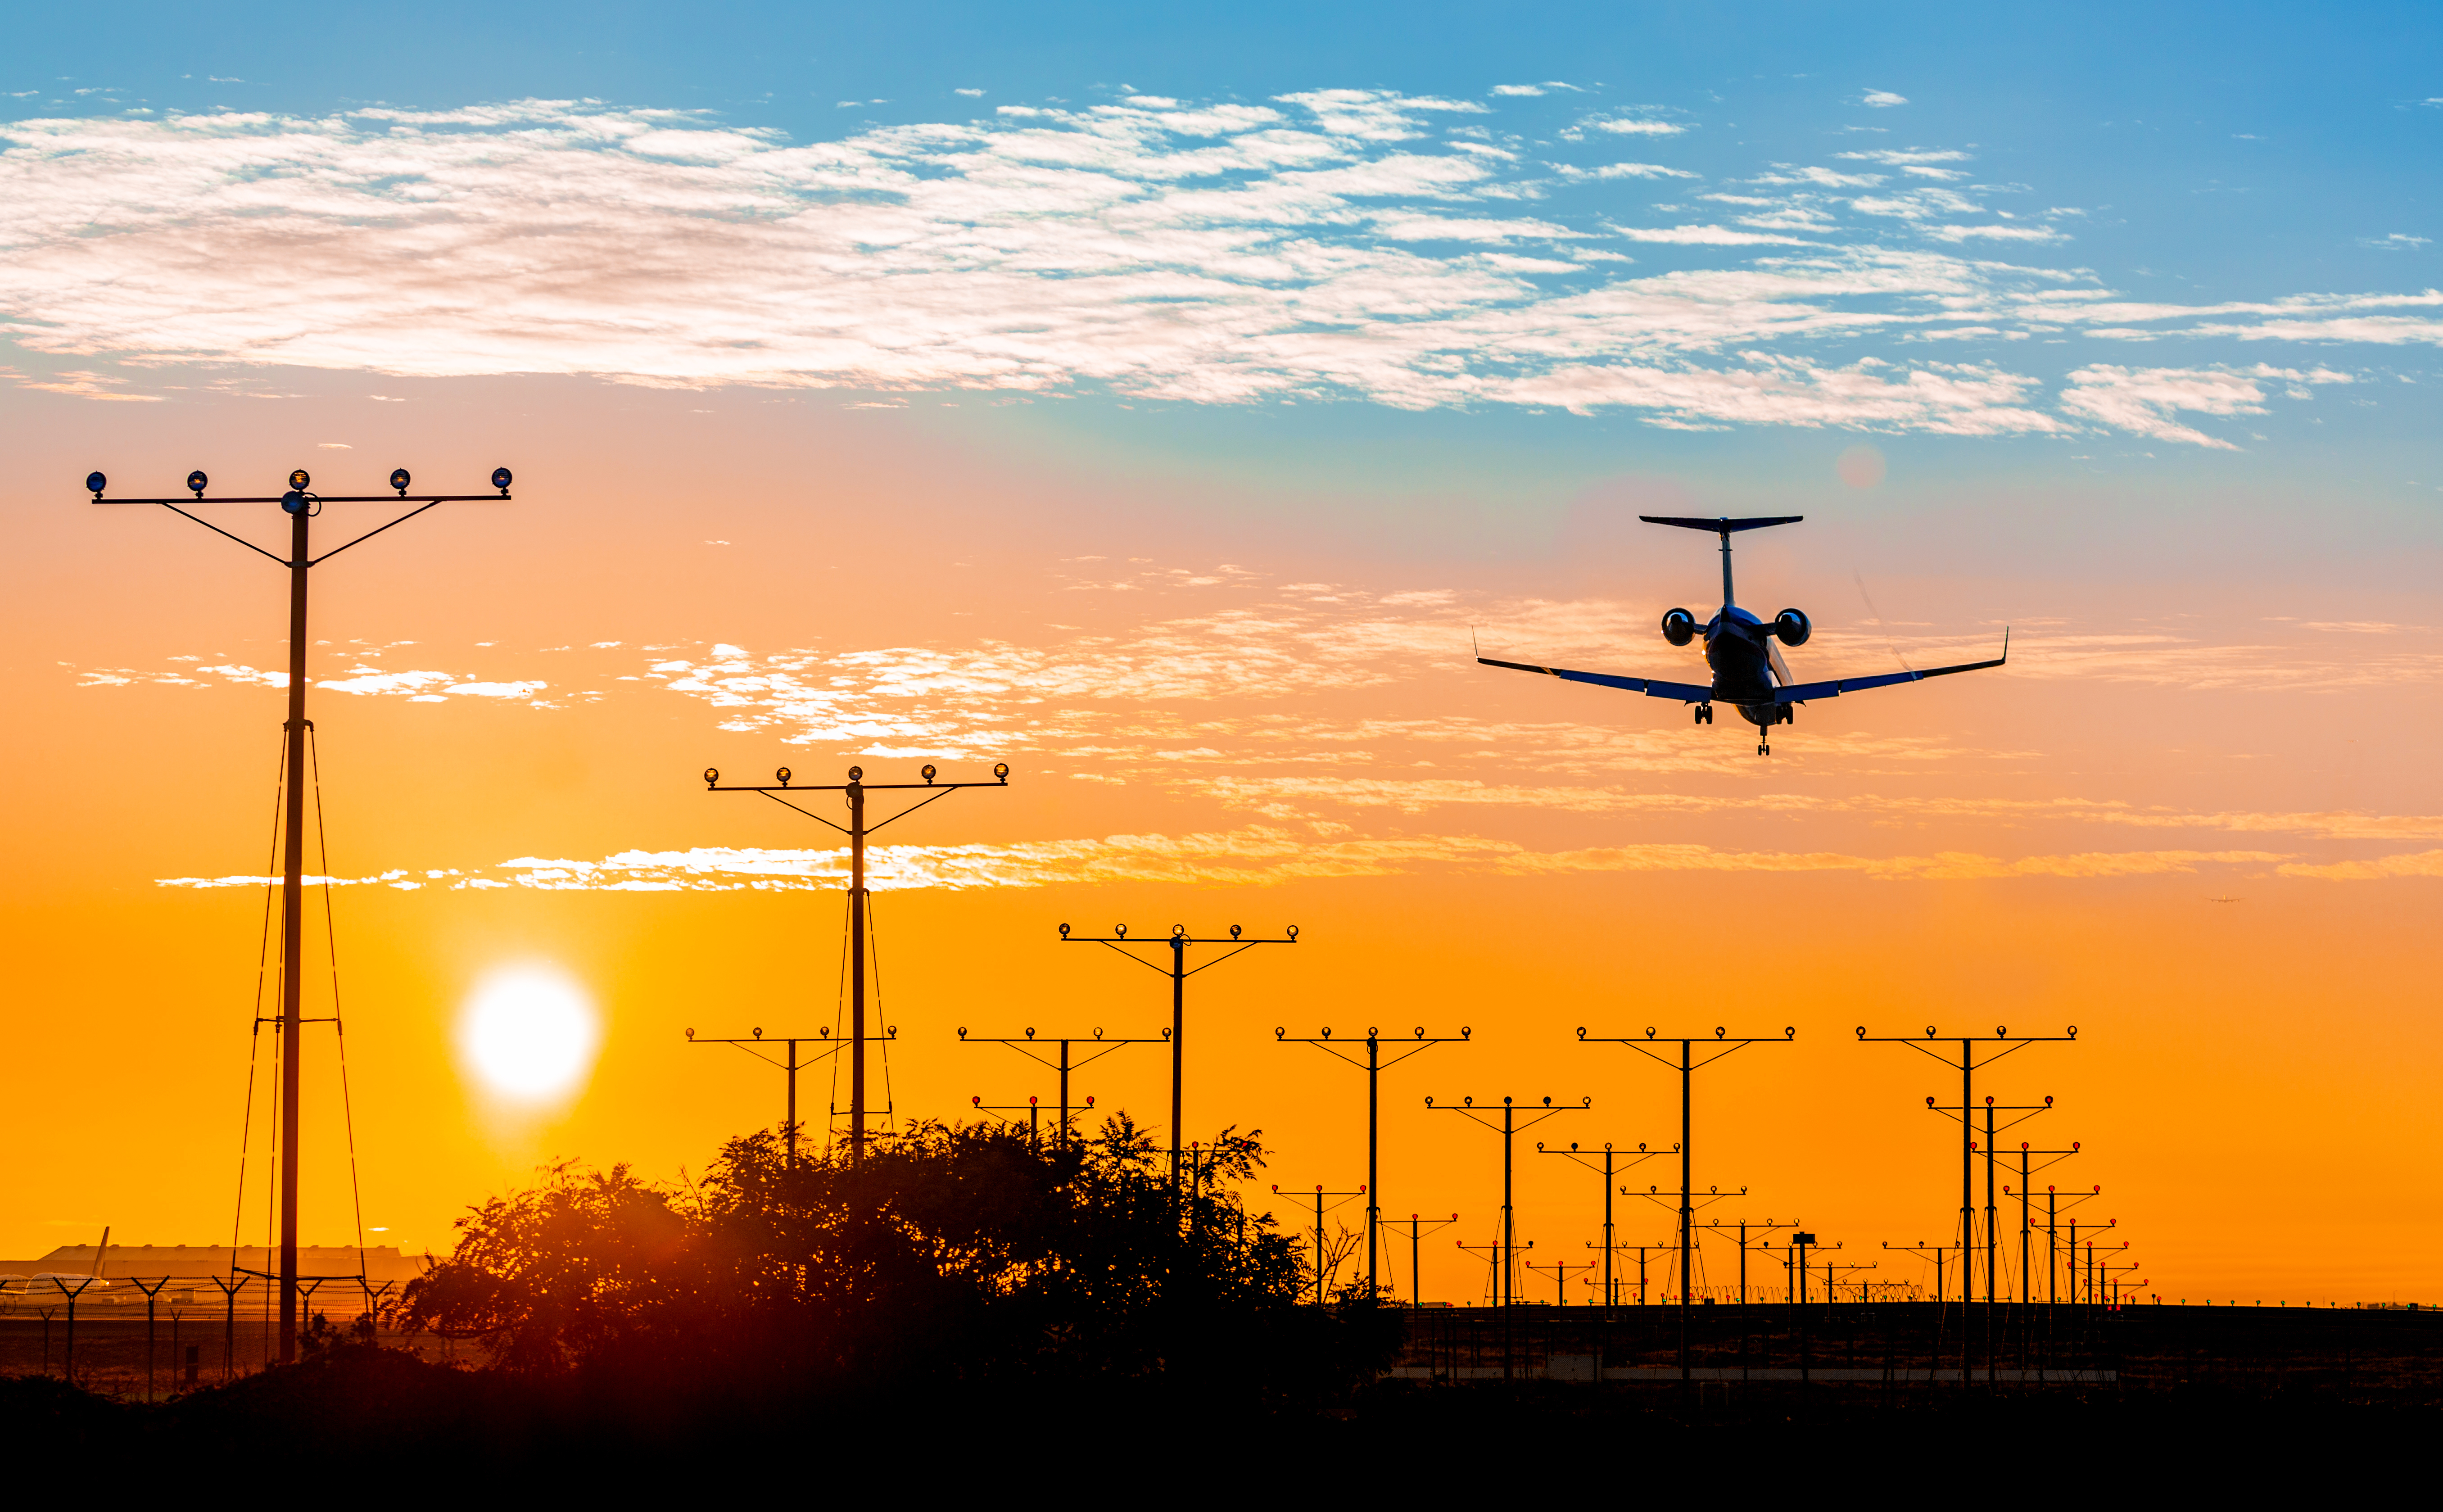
{"left": 85, "top": 464, "right": 510, "bottom": 1364}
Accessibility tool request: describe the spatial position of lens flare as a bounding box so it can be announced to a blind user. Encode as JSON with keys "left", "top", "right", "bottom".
{"left": 458, "top": 965, "right": 600, "bottom": 1102}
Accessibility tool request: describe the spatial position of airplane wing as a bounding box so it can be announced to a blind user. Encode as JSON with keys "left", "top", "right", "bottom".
{"left": 1771, "top": 630, "right": 2009, "bottom": 704}
{"left": 1476, "top": 655, "right": 1715, "bottom": 704}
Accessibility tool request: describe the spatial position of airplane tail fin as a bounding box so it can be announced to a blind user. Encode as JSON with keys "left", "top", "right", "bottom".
{"left": 1639, "top": 515, "right": 1804, "bottom": 534}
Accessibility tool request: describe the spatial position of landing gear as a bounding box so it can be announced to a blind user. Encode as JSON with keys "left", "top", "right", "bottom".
{"left": 1695, "top": 703, "right": 1713, "bottom": 725}
{"left": 1757, "top": 736, "right": 1772, "bottom": 756}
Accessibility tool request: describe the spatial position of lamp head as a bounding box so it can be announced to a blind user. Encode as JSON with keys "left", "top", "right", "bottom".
{"left": 186, "top": 471, "right": 208, "bottom": 496}
{"left": 280, "top": 490, "right": 309, "bottom": 514}
{"left": 703, "top": 767, "right": 719, "bottom": 787}
{"left": 921, "top": 764, "right": 936, "bottom": 784}
{"left": 847, "top": 765, "right": 863, "bottom": 782}
{"left": 992, "top": 762, "right": 1009, "bottom": 782}
{"left": 389, "top": 468, "right": 410, "bottom": 495}
{"left": 85, "top": 471, "right": 107, "bottom": 497}
{"left": 289, "top": 469, "right": 311, "bottom": 490}
{"left": 775, "top": 767, "right": 791, "bottom": 786}
{"left": 491, "top": 466, "right": 512, "bottom": 493}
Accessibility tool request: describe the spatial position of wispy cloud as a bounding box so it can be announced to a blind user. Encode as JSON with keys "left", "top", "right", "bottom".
{"left": 2057, "top": 363, "right": 2346, "bottom": 449}
{"left": 157, "top": 833, "right": 2293, "bottom": 893}
{"left": 0, "top": 95, "right": 2426, "bottom": 436}
{"left": 1859, "top": 90, "right": 1909, "bottom": 108}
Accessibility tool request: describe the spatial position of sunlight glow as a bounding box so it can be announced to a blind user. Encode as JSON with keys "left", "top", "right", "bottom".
{"left": 459, "top": 965, "right": 600, "bottom": 1102}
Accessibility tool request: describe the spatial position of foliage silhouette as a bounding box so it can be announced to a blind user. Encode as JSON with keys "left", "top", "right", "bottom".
{"left": 399, "top": 1117, "right": 1402, "bottom": 1412}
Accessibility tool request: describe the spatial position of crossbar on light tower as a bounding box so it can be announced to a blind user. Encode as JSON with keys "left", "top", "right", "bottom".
{"left": 702, "top": 762, "right": 1009, "bottom": 1163}
{"left": 84, "top": 464, "right": 511, "bottom": 1365}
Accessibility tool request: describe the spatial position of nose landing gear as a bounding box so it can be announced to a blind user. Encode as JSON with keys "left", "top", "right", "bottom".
{"left": 1757, "top": 735, "right": 1772, "bottom": 756}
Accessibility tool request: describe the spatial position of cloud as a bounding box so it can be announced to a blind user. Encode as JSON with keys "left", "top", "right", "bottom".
{"left": 1837, "top": 148, "right": 1969, "bottom": 166}
{"left": 954, "top": 88, "right": 984, "bottom": 98}
{"left": 176, "top": 832, "right": 2288, "bottom": 893}
{"left": 1860, "top": 90, "right": 1909, "bottom": 108}
{"left": 1926, "top": 223, "right": 2067, "bottom": 244}
{"left": 2360, "top": 233, "right": 2430, "bottom": 250}
{"left": 2279, "top": 849, "right": 2443, "bottom": 880}
{"left": 2056, "top": 363, "right": 2350, "bottom": 448}
{"left": 1491, "top": 85, "right": 1545, "bottom": 97}
{"left": 0, "top": 95, "right": 2428, "bottom": 436}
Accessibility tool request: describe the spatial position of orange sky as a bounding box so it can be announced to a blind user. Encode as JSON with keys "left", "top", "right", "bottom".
{"left": 3, "top": 375, "right": 2438, "bottom": 1307}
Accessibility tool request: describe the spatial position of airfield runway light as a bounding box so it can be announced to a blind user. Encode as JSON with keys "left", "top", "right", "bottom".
{"left": 289, "top": 469, "right": 311, "bottom": 490}
{"left": 703, "top": 768, "right": 719, "bottom": 786}
{"left": 1230, "top": 924, "right": 1242, "bottom": 939}
{"left": 389, "top": 468, "right": 410, "bottom": 495}
{"left": 685, "top": 1028, "right": 694, "bottom": 1039}
{"left": 847, "top": 765, "right": 863, "bottom": 782}
{"left": 921, "top": 764, "right": 936, "bottom": 783}
{"left": 187, "top": 471, "right": 208, "bottom": 496}
{"left": 86, "top": 471, "right": 107, "bottom": 497}
{"left": 774, "top": 767, "right": 791, "bottom": 786}
{"left": 752, "top": 1027, "right": 762, "bottom": 1039}
{"left": 993, "top": 763, "right": 1009, "bottom": 781}
{"left": 492, "top": 466, "right": 512, "bottom": 493}
{"left": 281, "top": 489, "right": 309, "bottom": 514}
{"left": 1058, "top": 923, "right": 1070, "bottom": 938}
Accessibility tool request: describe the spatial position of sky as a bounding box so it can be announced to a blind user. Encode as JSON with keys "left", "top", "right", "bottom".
{"left": 2, "top": 1, "right": 2439, "bottom": 1305}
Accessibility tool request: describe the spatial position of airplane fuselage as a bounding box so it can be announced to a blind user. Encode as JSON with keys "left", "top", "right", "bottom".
{"left": 1703, "top": 607, "right": 1782, "bottom": 728}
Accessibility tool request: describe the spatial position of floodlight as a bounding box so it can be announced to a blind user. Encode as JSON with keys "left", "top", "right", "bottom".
{"left": 921, "top": 764, "right": 936, "bottom": 783}
{"left": 703, "top": 767, "right": 720, "bottom": 786}
{"left": 281, "top": 490, "right": 309, "bottom": 515}
{"left": 1285, "top": 924, "right": 1299, "bottom": 940}
{"left": 86, "top": 471, "right": 106, "bottom": 496}
{"left": 1058, "top": 923, "right": 1070, "bottom": 938}
{"left": 389, "top": 468, "right": 411, "bottom": 495}
{"left": 847, "top": 765, "right": 864, "bottom": 781}
{"left": 992, "top": 762, "right": 1009, "bottom": 781}
{"left": 1229, "top": 924, "right": 1241, "bottom": 939}
{"left": 775, "top": 767, "right": 791, "bottom": 785}
{"left": 290, "top": 469, "right": 311, "bottom": 490}
{"left": 752, "top": 1027, "right": 763, "bottom": 1039}
{"left": 685, "top": 1028, "right": 695, "bottom": 1039}
{"left": 491, "top": 466, "right": 513, "bottom": 492}
{"left": 186, "top": 471, "right": 208, "bottom": 496}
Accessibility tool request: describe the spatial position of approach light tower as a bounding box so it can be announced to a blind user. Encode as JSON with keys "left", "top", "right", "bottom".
{"left": 85, "top": 464, "right": 511, "bottom": 1364}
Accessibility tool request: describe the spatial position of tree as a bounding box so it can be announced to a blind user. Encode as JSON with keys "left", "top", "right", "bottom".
{"left": 399, "top": 1119, "right": 1401, "bottom": 1409}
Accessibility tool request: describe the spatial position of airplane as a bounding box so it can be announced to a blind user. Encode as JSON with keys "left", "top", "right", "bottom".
{"left": 1477, "top": 514, "right": 2007, "bottom": 755}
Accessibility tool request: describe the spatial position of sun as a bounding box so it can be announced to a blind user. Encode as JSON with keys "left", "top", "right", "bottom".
{"left": 459, "top": 965, "right": 601, "bottom": 1102}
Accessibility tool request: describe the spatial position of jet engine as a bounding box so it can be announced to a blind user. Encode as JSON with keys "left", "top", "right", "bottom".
{"left": 1661, "top": 607, "right": 1699, "bottom": 647}
{"left": 1772, "top": 608, "right": 1812, "bottom": 647}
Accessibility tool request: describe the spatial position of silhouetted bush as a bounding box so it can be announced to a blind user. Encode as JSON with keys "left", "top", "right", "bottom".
{"left": 399, "top": 1116, "right": 1403, "bottom": 1416}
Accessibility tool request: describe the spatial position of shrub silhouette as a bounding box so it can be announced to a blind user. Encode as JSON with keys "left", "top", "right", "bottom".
{"left": 400, "top": 1117, "right": 1400, "bottom": 1413}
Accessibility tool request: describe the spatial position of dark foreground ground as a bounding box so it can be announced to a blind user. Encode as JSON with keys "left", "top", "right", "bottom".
{"left": 2, "top": 1303, "right": 2432, "bottom": 1480}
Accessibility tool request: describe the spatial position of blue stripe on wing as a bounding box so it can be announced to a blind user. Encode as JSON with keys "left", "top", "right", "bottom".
{"left": 1477, "top": 656, "right": 1715, "bottom": 703}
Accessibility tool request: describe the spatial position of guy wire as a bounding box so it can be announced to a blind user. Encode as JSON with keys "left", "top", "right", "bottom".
{"left": 869, "top": 891, "right": 894, "bottom": 1134}
{"left": 308, "top": 727, "right": 372, "bottom": 1274}
{"left": 830, "top": 888, "right": 851, "bottom": 1152}
{"left": 231, "top": 732, "right": 286, "bottom": 1277}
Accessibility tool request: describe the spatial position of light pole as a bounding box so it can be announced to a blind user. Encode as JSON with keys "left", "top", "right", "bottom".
{"left": 1060, "top": 923, "right": 1299, "bottom": 1188}
{"left": 702, "top": 763, "right": 1009, "bottom": 1162}
{"left": 85, "top": 463, "right": 511, "bottom": 1363}
{"left": 1275, "top": 1024, "right": 1470, "bottom": 1295}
